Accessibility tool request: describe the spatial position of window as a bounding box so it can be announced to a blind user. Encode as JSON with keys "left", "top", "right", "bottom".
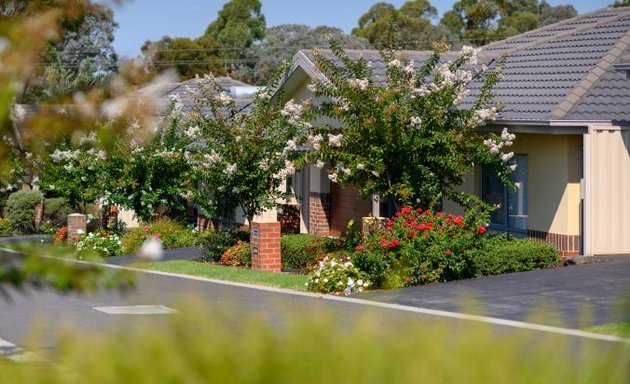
{"left": 481, "top": 155, "right": 528, "bottom": 231}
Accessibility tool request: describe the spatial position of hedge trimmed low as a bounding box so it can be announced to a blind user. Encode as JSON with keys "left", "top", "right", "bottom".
{"left": 470, "top": 236, "right": 561, "bottom": 277}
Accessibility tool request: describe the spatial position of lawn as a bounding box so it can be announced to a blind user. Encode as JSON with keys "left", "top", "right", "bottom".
{"left": 584, "top": 322, "right": 630, "bottom": 338}
{"left": 140, "top": 260, "right": 308, "bottom": 290}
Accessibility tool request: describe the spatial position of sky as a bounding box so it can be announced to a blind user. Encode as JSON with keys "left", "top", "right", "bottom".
{"left": 107, "top": 0, "right": 603, "bottom": 58}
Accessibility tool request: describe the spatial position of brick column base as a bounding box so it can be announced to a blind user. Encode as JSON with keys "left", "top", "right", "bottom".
{"left": 68, "top": 213, "right": 87, "bottom": 243}
{"left": 528, "top": 230, "right": 580, "bottom": 257}
{"left": 250, "top": 221, "right": 281, "bottom": 273}
{"left": 309, "top": 192, "right": 330, "bottom": 236}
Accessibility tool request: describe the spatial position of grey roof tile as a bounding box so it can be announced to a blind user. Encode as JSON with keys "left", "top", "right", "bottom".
{"left": 297, "top": 7, "right": 630, "bottom": 124}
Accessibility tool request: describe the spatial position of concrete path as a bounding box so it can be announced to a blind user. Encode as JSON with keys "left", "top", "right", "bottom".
{"left": 359, "top": 255, "right": 630, "bottom": 329}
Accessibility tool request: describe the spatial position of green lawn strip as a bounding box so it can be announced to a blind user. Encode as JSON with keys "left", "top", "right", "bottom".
{"left": 584, "top": 322, "right": 630, "bottom": 338}
{"left": 139, "top": 260, "right": 308, "bottom": 290}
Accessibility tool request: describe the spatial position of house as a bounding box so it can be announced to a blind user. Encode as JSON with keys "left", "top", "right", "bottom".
{"left": 276, "top": 7, "right": 630, "bottom": 256}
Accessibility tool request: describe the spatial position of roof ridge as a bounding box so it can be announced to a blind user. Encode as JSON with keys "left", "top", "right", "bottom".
{"left": 484, "top": 7, "right": 630, "bottom": 55}
{"left": 550, "top": 28, "right": 630, "bottom": 119}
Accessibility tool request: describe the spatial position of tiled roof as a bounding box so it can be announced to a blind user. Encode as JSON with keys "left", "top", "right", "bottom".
{"left": 298, "top": 7, "right": 630, "bottom": 124}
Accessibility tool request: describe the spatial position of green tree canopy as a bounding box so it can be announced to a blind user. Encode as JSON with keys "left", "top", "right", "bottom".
{"left": 352, "top": 0, "right": 456, "bottom": 50}
{"left": 440, "top": 0, "right": 577, "bottom": 46}
{"left": 141, "top": 35, "right": 225, "bottom": 80}
{"left": 204, "top": 0, "right": 266, "bottom": 76}
{"left": 1, "top": 0, "right": 119, "bottom": 102}
{"left": 242, "top": 24, "right": 367, "bottom": 83}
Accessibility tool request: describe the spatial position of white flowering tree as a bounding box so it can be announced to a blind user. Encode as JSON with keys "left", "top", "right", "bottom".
{"left": 105, "top": 102, "right": 193, "bottom": 222}
{"left": 37, "top": 131, "right": 109, "bottom": 214}
{"left": 293, "top": 34, "right": 515, "bottom": 211}
{"left": 186, "top": 72, "right": 305, "bottom": 226}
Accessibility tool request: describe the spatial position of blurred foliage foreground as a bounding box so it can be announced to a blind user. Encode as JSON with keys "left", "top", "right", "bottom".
{"left": 0, "top": 301, "right": 628, "bottom": 383}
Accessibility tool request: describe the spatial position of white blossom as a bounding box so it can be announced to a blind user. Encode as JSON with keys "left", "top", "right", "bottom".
{"left": 356, "top": 163, "right": 365, "bottom": 170}
{"left": 410, "top": 116, "right": 422, "bottom": 128}
{"left": 328, "top": 133, "right": 343, "bottom": 148}
{"left": 307, "top": 134, "right": 323, "bottom": 151}
{"left": 388, "top": 59, "right": 401, "bottom": 68}
{"left": 224, "top": 163, "right": 237, "bottom": 175}
{"left": 328, "top": 173, "right": 339, "bottom": 183}
{"left": 315, "top": 159, "right": 325, "bottom": 169}
{"left": 460, "top": 45, "right": 479, "bottom": 65}
{"left": 403, "top": 60, "right": 415, "bottom": 75}
{"left": 214, "top": 91, "right": 233, "bottom": 105}
{"left": 347, "top": 78, "right": 369, "bottom": 91}
{"left": 281, "top": 99, "right": 304, "bottom": 125}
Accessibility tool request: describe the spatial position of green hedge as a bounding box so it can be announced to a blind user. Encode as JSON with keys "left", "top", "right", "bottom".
{"left": 281, "top": 234, "right": 343, "bottom": 271}
{"left": 471, "top": 236, "right": 561, "bottom": 277}
{"left": 122, "top": 218, "right": 200, "bottom": 254}
{"left": 43, "top": 197, "right": 72, "bottom": 228}
{"left": 197, "top": 227, "right": 250, "bottom": 262}
{"left": 6, "top": 190, "right": 43, "bottom": 234}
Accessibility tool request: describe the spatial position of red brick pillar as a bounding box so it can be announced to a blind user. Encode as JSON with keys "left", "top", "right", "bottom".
{"left": 68, "top": 213, "right": 87, "bottom": 243}
{"left": 309, "top": 192, "right": 330, "bottom": 236}
{"left": 250, "top": 221, "right": 281, "bottom": 273}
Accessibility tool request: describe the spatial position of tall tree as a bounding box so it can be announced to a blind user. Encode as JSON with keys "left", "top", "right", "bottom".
{"left": 1, "top": 0, "right": 119, "bottom": 102}
{"left": 352, "top": 0, "right": 456, "bottom": 50}
{"left": 440, "top": 0, "right": 577, "bottom": 46}
{"left": 243, "top": 24, "right": 367, "bottom": 83}
{"left": 204, "top": 0, "right": 265, "bottom": 77}
{"left": 141, "top": 35, "right": 225, "bottom": 80}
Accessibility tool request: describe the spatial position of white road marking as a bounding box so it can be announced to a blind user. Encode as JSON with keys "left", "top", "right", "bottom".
{"left": 0, "top": 336, "right": 48, "bottom": 363}
{"left": 93, "top": 304, "right": 177, "bottom": 315}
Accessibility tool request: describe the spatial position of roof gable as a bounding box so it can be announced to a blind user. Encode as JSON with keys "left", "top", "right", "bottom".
{"left": 292, "top": 7, "right": 630, "bottom": 124}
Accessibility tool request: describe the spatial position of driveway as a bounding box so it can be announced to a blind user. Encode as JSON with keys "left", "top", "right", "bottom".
{"left": 359, "top": 255, "right": 630, "bottom": 329}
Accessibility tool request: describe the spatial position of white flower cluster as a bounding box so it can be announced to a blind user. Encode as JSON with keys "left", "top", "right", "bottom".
{"left": 281, "top": 99, "right": 304, "bottom": 126}
{"left": 203, "top": 150, "right": 222, "bottom": 166}
{"left": 460, "top": 45, "right": 479, "bottom": 65}
{"left": 484, "top": 128, "right": 517, "bottom": 170}
{"left": 306, "top": 134, "right": 323, "bottom": 151}
{"left": 214, "top": 91, "right": 233, "bottom": 106}
{"left": 471, "top": 106, "right": 498, "bottom": 127}
{"left": 10, "top": 104, "right": 25, "bottom": 122}
{"left": 328, "top": 133, "right": 343, "bottom": 148}
{"left": 224, "top": 163, "right": 237, "bottom": 175}
{"left": 347, "top": 78, "right": 369, "bottom": 91}
{"left": 185, "top": 125, "right": 200, "bottom": 139}
{"left": 257, "top": 89, "right": 271, "bottom": 101}
{"left": 388, "top": 59, "right": 401, "bottom": 68}
{"left": 51, "top": 149, "right": 80, "bottom": 163}
{"left": 86, "top": 148, "right": 107, "bottom": 161}
{"left": 403, "top": 60, "right": 415, "bottom": 75}
{"left": 410, "top": 116, "right": 422, "bottom": 128}
{"left": 168, "top": 94, "right": 184, "bottom": 114}
{"left": 78, "top": 131, "right": 97, "bottom": 146}
{"left": 283, "top": 139, "right": 298, "bottom": 154}
{"left": 305, "top": 255, "right": 370, "bottom": 295}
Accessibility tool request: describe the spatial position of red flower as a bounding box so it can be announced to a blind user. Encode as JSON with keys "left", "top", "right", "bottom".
{"left": 380, "top": 239, "right": 389, "bottom": 247}
{"left": 445, "top": 248, "right": 452, "bottom": 255}
{"left": 405, "top": 276, "right": 411, "bottom": 283}
{"left": 387, "top": 220, "right": 394, "bottom": 226}
{"left": 355, "top": 244, "right": 365, "bottom": 252}
{"left": 391, "top": 239, "right": 400, "bottom": 247}
{"left": 401, "top": 206, "right": 412, "bottom": 214}
{"left": 477, "top": 225, "right": 487, "bottom": 234}
{"left": 421, "top": 274, "right": 427, "bottom": 280}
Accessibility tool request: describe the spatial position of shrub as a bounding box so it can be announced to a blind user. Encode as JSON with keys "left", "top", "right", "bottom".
{"left": 43, "top": 197, "right": 72, "bottom": 228}
{"left": 198, "top": 226, "right": 250, "bottom": 262}
{"left": 53, "top": 226, "right": 68, "bottom": 244}
{"left": 75, "top": 230, "right": 123, "bottom": 258}
{"left": 471, "top": 235, "right": 561, "bottom": 276}
{"left": 220, "top": 241, "right": 252, "bottom": 267}
{"left": 305, "top": 253, "right": 371, "bottom": 295}
{"left": 122, "top": 218, "right": 198, "bottom": 254}
{"left": 354, "top": 206, "right": 489, "bottom": 288}
{"left": 6, "top": 190, "right": 43, "bottom": 234}
{"left": 281, "top": 234, "right": 344, "bottom": 271}
{"left": 0, "top": 218, "right": 11, "bottom": 236}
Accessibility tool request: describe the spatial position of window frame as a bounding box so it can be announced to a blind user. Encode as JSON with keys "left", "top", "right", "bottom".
{"left": 480, "top": 154, "right": 528, "bottom": 234}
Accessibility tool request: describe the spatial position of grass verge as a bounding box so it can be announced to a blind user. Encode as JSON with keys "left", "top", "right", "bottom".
{"left": 140, "top": 260, "right": 308, "bottom": 290}
{"left": 584, "top": 322, "right": 630, "bottom": 338}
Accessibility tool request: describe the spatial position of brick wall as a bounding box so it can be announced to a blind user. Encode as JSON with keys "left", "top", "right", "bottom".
{"left": 250, "top": 221, "right": 281, "bottom": 272}
{"left": 528, "top": 229, "right": 580, "bottom": 257}
{"left": 309, "top": 192, "right": 330, "bottom": 236}
{"left": 67, "top": 214, "right": 87, "bottom": 243}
